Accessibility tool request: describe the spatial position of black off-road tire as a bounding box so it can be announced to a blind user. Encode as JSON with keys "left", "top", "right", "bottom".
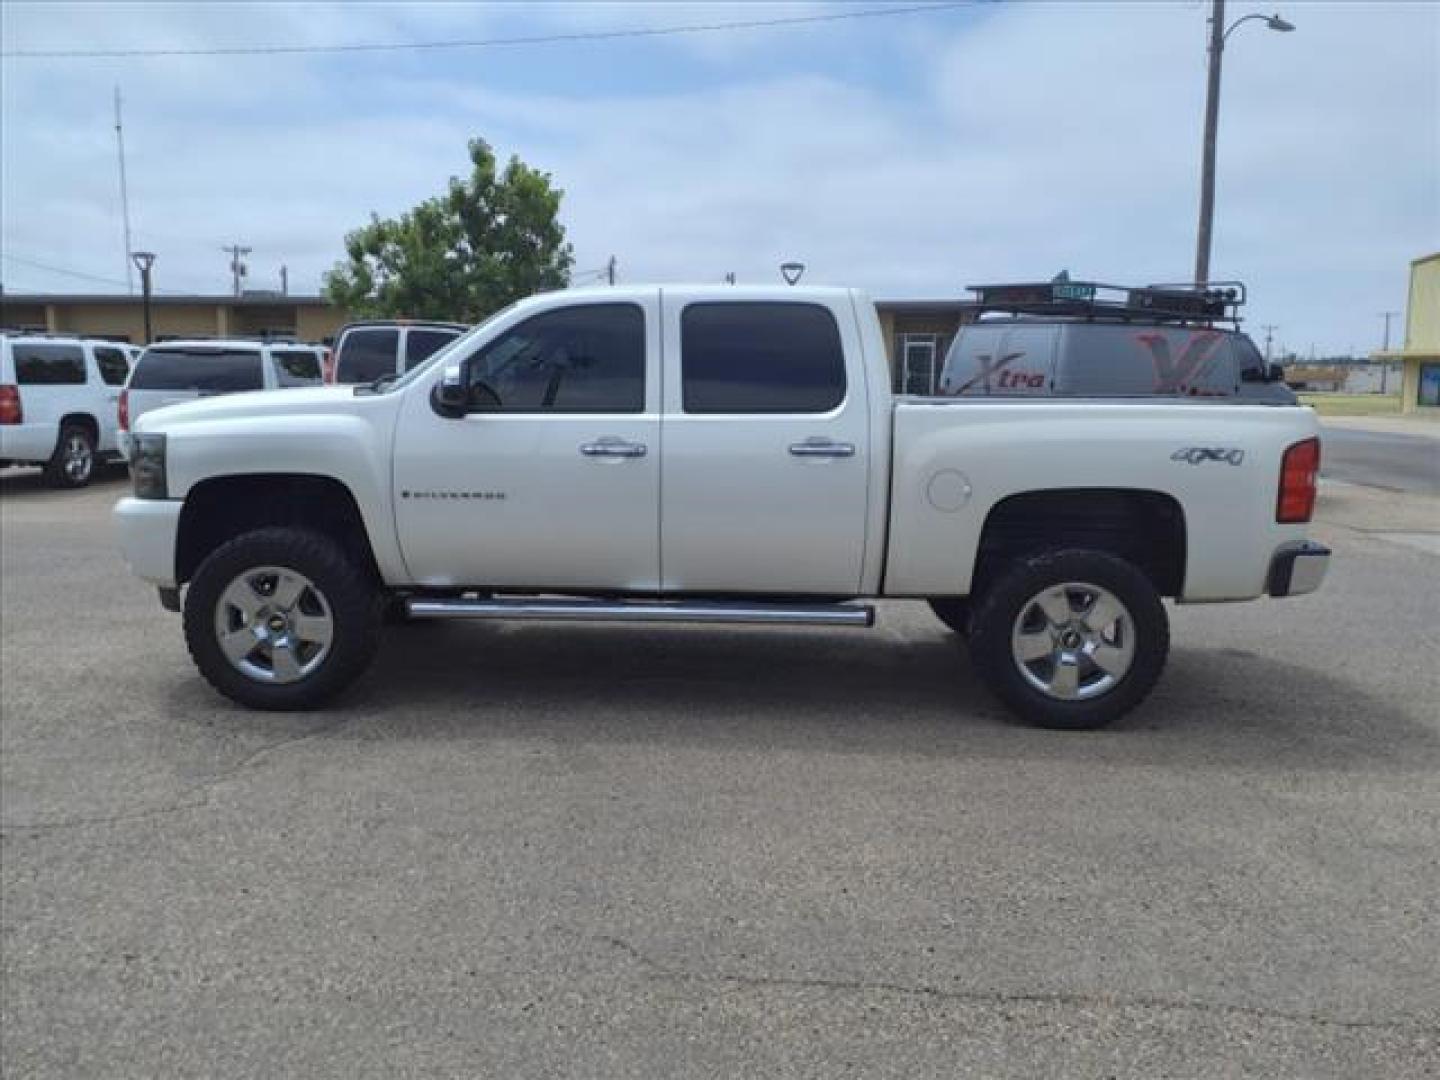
{"left": 928, "top": 597, "right": 972, "bottom": 637}
{"left": 184, "top": 527, "right": 382, "bottom": 710}
{"left": 42, "top": 422, "right": 95, "bottom": 489}
{"left": 967, "top": 548, "right": 1169, "bottom": 730}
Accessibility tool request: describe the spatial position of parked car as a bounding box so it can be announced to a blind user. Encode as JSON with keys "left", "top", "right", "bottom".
{"left": 120, "top": 339, "right": 324, "bottom": 437}
{"left": 937, "top": 281, "right": 1296, "bottom": 403}
{"left": 0, "top": 332, "right": 131, "bottom": 487}
{"left": 114, "top": 284, "right": 1328, "bottom": 729}
{"left": 330, "top": 320, "right": 468, "bottom": 384}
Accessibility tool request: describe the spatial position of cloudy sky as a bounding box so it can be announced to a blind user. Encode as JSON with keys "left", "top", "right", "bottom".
{"left": 2, "top": 1, "right": 1435, "bottom": 355}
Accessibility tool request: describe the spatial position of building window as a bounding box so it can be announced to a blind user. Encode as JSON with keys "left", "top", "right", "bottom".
{"left": 1420, "top": 363, "right": 1440, "bottom": 408}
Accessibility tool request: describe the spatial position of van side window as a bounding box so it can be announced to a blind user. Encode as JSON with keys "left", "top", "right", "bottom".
{"left": 681, "top": 302, "right": 845, "bottom": 413}
{"left": 13, "top": 344, "right": 87, "bottom": 385}
{"left": 466, "top": 303, "right": 644, "bottom": 412}
{"left": 94, "top": 346, "right": 131, "bottom": 386}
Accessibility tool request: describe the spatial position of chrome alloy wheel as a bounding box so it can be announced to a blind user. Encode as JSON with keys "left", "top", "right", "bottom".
{"left": 62, "top": 433, "right": 93, "bottom": 483}
{"left": 1010, "top": 582, "right": 1136, "bottom": 701}
{"left": 214, "top": 566, "right": 334, "bottom": 684}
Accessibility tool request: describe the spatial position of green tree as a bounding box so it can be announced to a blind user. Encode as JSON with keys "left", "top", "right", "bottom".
{"left": 324, "top": 139, "right": 574, "bottom": 322}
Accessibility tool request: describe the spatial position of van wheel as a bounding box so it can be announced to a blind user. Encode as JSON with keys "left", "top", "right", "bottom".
{"left": 967, "top": 549, "right": 1168, "bottom": 730}
{"left": 43, "top": 424, "right": 95, "bottom": 488}
{"left": 184, "top": 527, "right": 382, "bottom": 710}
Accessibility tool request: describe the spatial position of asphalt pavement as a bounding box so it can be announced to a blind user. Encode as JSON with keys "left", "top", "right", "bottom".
{"left": 2, "top": 469, "right": 1438, "bottom": 1077}
{"left": 1320, "top": 425, "right": 1440, "bottom": 495}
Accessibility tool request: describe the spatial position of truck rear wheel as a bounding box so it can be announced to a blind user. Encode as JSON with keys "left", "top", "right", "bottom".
{"left": 967, "top": 549, "right": 1168, "bottom": 730}
{"left": 183, "top": 527, "right": 381, "bottom": 710}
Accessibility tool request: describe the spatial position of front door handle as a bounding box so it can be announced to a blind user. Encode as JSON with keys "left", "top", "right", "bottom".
{"left": 581, "top": 439, "right": 647, "bottom": 458}
{"left": 788, "top": 438, "right": 856, "bottom": 458}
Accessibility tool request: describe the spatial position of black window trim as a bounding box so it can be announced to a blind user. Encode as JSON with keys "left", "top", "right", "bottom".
{"left": 679, "top": 299, "right": 849, "bottom": 415}
{"left": 465, "top": 300, "right": 648, "bottom": 415}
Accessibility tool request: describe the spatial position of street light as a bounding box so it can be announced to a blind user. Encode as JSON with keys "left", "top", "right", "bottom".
{"left": 1193, "top": 3, "right": 1295, "bottom": 285}
{"left": 131, "top": 251, "right": 156, "bottom": 344}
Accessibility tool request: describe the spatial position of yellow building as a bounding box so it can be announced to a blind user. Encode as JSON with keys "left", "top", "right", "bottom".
{"left": 0, "top": 292, "right": 347, "bottom": 345}
{"left": 1374, "top": 252, "right": 1440, "bottom": 412}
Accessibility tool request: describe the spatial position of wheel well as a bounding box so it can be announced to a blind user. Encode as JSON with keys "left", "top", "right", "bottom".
{"left": 57, "top": 413, "right": 99, "bottom": 444}
{"left": 975, "top": 489, "right": 1186, "bottom": 597}
{"left": 176, "top": 474, "right": 381, "bottom": 585}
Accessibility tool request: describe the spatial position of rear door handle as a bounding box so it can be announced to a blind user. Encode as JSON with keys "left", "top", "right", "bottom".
{"left": 789, "top": 439, "right": 856, "bottom": 458}
{"left": 581, "top": 439, "right": 647, "bottom": 458}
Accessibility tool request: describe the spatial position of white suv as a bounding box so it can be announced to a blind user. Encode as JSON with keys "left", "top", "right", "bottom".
{"left": 0, "top": 332, "right": 132, "bottom": 487}
{"left": 121, "top": 339, "right": 324, "bottom": 436}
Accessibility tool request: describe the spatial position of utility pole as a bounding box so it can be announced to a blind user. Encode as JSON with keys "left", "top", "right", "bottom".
{"left": 114, "top": 87, "right": 135, "bottom": 294}
{"left": 280, "top": 264, "right": 289, "bottom": 296}
{"left": 1261, "top": 323, "right": 1278, "bottom": 361}
{"left": 606, "top": 255, "right": 617, "bottom": 286}
{"left": 131, "top": 252, "right": 156, "bottom": 344}
{"left": 1379, "top": 310, "right": 1399, "bottom": 393}
{"left": 222, "top": 244, "right": 252, "bottom": 297}
{"left": 1194, "top": 0, "right": 1225, "bottom": 285}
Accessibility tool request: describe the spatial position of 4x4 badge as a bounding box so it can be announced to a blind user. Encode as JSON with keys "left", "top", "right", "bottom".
{"left": 1172, "top": 447, "right": 1244, "bottom": 466}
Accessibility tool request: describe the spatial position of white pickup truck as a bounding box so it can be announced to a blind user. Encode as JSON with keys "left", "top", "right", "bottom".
{"left": 114, "top": 285, "right": 1329, "bottom": 728}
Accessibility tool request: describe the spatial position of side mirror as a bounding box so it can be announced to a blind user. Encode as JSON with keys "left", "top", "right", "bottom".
{"left": 432, "top": 362, "right": 469, "bottom": 417}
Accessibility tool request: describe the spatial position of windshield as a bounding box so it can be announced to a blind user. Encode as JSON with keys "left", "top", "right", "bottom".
{"left": 371, "top": 304, "right": 517, "bottom": 393}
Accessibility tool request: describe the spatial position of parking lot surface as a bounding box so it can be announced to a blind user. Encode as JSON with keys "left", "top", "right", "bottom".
{"left": 3, "top": 467, "right": 1438, "bottom": 1077}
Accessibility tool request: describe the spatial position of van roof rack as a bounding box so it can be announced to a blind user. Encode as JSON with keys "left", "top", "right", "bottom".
{"left": 967, "top": 280, "right": 1245, "bottom": 326}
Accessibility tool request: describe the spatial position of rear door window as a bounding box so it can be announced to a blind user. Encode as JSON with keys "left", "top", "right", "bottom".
{"left": 130, "top": 348, "right": 264, "bottom": 392}
{"left": 94, "top": 346, "right": 131, "bottom": 386}
{"left": 681, "top": 302, "right": 845, "bottom": 413}
{"left": 335, "top": 329, "right": 398, "bottom": 382}
{"left": 404, "top": 328, "right": 460, "bottom": 371}
{"left": 272, "top": 348, "right": 322, "bottom": 386}
{"left": 13, "top": 344, "right": 87, "bottom": 385}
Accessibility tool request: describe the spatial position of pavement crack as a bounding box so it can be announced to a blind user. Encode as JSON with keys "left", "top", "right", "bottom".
{"left": 1, "top": 715, "right": 355, "bottom": 835}
{"left": 576, "top": 929, "right": 1438, "bottom": 1036}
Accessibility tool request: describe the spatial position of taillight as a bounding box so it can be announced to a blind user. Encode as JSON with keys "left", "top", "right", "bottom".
{"left": 118, "top": 388, "right": 130, "bottom": 432}
{"left": 1277, "top": 437, "right": 1320, "bottom": 523}
{"left": 0, "top": 385, "right": 21, "bottom": 425}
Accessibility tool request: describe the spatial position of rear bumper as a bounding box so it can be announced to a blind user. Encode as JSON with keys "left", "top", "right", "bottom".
{"left": 1268, "top": 541, "right": 1331, "bottom": 598}
{"left": 113, "top": 496, "right": 182, "bottom": 586}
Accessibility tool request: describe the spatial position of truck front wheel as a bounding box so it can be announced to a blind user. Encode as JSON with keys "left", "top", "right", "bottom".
{"left": 967, "top": 549, "right": 1169, "bottom": 730}
{"left": 183, "top": 527, "right": 382, "bottom": 710}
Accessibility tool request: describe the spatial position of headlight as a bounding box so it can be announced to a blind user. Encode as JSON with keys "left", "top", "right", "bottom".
{"left": 130, "top": 433, "right": 168, "bottom": 499}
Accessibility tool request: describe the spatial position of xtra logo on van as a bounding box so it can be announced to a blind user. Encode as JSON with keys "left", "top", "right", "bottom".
{"left": 952, "top": 351, "right": 1044, "bottom": 394}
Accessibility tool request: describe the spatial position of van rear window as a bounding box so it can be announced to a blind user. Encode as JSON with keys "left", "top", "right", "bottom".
{"left": 131, "top": 349, "right": 264, "bottom": 392}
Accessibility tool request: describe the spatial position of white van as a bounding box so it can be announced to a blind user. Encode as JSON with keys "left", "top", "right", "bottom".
{"left": 0, "top": 333, "right": 132, "bottom": 487}
{"left": 121, "top": 340, "right": 324, "bottom": 437}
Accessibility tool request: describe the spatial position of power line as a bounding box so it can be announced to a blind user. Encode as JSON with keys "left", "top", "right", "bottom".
{"left": 1, "top": 3, "right": 977, "bottom": 60}
{"left": 1, "top": 251, "right": 188, "bottom": 294}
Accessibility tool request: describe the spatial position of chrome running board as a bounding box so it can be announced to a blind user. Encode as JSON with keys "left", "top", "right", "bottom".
{"left": 404, "top": 596, "right": 875, "bottom": 627}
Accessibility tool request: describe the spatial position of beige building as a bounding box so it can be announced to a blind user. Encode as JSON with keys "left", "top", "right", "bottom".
{"left": 1373, "top": 252, "right": 1440, "bottom": 412}
{"left": 0, "top": 292, "right": 347, "bottom": 345}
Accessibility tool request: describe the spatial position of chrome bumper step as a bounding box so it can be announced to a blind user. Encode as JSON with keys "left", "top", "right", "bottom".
{"left": 404, "top": 596, "right": 875, "bottom": 627}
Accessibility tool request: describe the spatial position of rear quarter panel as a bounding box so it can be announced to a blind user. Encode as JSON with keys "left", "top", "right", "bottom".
{"left": 885, "top": 399, "right": 1320, "bottom": 600}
